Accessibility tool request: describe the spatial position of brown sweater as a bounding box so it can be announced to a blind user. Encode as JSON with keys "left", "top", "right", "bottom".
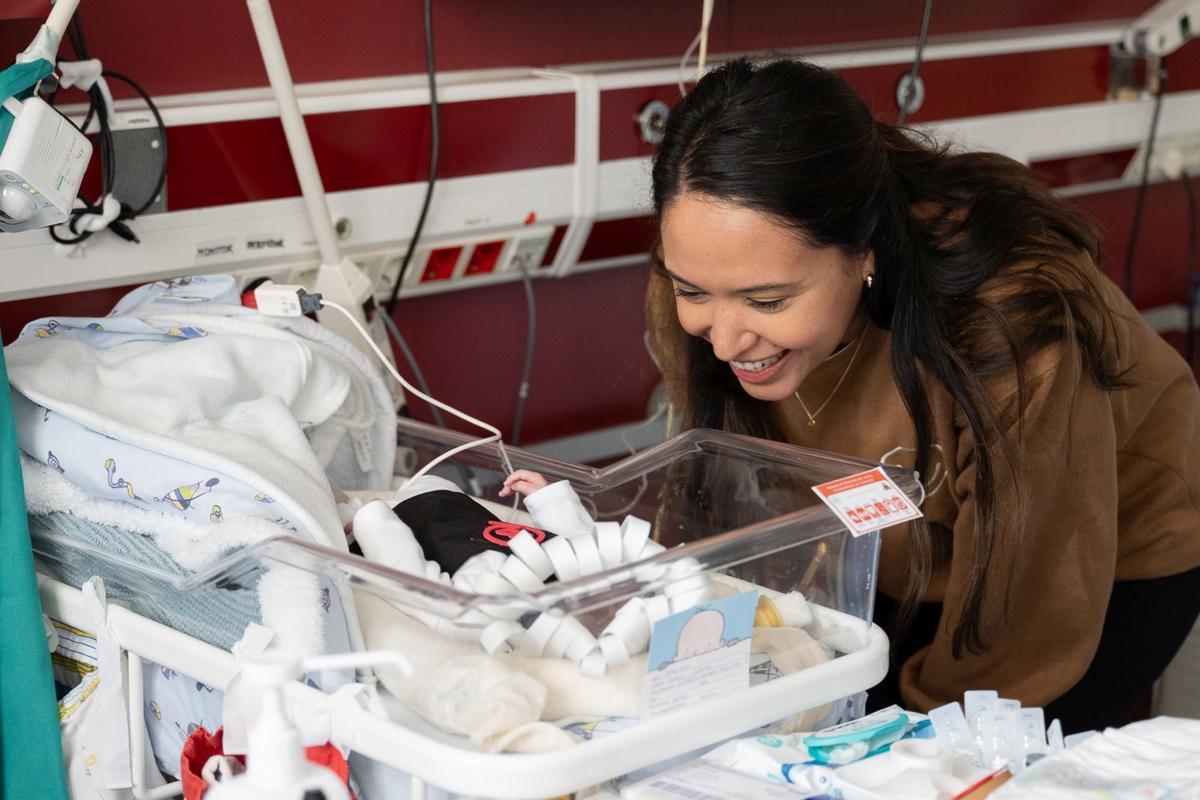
{"left": 772, "top": 267, "right": 1200, "bottom": 711}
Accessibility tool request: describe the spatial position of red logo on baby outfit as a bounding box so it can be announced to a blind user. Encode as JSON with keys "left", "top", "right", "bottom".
{"left": 482, "top": 521, "right": 547, "bottom": 547}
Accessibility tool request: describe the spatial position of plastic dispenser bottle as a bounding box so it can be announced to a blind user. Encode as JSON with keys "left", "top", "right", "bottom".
{"left": 206, "top": 655, "right": 350, "bottom": 800}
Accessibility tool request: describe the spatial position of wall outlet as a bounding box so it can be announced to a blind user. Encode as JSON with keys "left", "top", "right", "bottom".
{"left": 502, "top": 229, "right": 554, "bottom": 272}
{"left": 233, "top": 264, "right": 296, "bottom": 293}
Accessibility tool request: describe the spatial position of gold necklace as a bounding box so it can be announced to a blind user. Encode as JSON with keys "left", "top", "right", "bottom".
{"left": 794, "top": 326, "right": 867, "bottom": 427}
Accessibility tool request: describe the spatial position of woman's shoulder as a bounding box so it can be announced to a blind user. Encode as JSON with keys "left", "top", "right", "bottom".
{"left": 949, "top": 243, "right": 1105, "bottom": 368}
{"left": 958, "top": 243, "right": 1192, "bottom": 415}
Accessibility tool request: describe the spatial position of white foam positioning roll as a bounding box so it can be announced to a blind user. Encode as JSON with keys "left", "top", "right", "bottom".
{"left": 471, "top": 572, "right": 525, "bottom": 620}
{"left": 620, "top": 516, "right": 652, "bottom": 561}
{"left": 616, "top": 596, "right": 646, "bottom": 617}
{"left": 604, "top": 610, "right": 650, "bottom": 654}
{"left": 544, "top": 616, "right": 587, "bottom": 659}
{"left": 594, "top": 521, "right": 623, "bottom": 568}
{"left": 664, "top": 573, "right": 709, "bottom": 598}
{"left": 598, "top": 634, "right": 630, "bottom": 666}
{"left": 645, "top": 595, "right": 672, "bottom": 625}
{"left": 508, "top": 530, "right": 554, "bottom": 580}
{"left": 631, "top": 561, "right": 669, "bottom": 585}
{"left": 571, "top": 534, "right": 604, "bottom": 576}
{"left": 668, "top": 586, "right": 714, "bottom": 613}
{"left": 564, "top": 630, "right": 598, "bottom": 663}
{"left": 480, "top": 620, "right": 525, "bottom": 655}
{"left": 499, "top": 555, "right": 545, "bottom": 593}
{"left": 580, "top": 649, "right": 608, "bottom": 679}
{"left": 667, "top": 556, "right": 702, "bottom": 577}
{"left": 638, "top": 540, "right": 667, "bottom": 559}
{"left": 523, "top": 613, "right": 565, "bottom": 656}
{"left": 543, "top": 536, "right": 581, "bottom": 582}
{"left": 458, "top": 608, "right": 493, "bottom": 627}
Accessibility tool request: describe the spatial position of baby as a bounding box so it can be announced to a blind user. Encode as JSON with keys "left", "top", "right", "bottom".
{"left": 349, "top": 468, "right": 702, "bottom": 678}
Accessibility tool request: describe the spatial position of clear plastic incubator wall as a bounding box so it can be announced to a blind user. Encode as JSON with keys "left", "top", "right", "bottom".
{"left": 34, "top": 416, "right": 917, "bottom": 799}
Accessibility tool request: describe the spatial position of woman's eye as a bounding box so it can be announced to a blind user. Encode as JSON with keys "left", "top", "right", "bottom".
{"left": 747, "top": 298, "right": 785, "bottom": 312}
{"left": 672, "top": 287, "right": 706, "bottom": 301}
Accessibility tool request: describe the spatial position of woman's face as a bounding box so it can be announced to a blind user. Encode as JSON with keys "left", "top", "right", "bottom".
{"left": 659, "top": 192, "right": 872, "bottom": 403}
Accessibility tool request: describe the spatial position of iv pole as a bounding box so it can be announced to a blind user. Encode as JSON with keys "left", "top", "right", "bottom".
{"left": 244, "top": 0, "right": 383, "bottom": 362}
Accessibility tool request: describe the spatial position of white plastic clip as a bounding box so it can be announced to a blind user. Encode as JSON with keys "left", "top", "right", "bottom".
{"left": 75, "top": 193, "right": 122, "bottom": 233}
{"left": 57, "top": 59, "right": 116, "bottom": 130}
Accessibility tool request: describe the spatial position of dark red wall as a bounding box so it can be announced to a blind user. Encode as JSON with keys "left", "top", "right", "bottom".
{"left": 0, "top": 1, "right": 1163, "bottom": 97}
{"left": 2, "top": 2, "right": 1198, "bottom": 445}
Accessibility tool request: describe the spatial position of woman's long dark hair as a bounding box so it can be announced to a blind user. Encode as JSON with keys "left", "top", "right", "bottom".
{"left": 648, "top": 58, "right": 1126, "bottom": 658}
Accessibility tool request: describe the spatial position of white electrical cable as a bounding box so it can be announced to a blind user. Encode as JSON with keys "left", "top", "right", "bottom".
{"left": 696, "top": 0, "right": 715, "bottom": 82}
{"left": 320, "top": 300, "right": 516, "bottom": 484}
{"left": 678, "top": 0, "right": 716, "bottom": 96}
{"left": 677, "top": 32, "right": 702, "bottom": 97}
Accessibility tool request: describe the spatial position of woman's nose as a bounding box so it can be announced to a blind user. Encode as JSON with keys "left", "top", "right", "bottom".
{"left": 708, "top": 310, "right": 754, "bottom": 362}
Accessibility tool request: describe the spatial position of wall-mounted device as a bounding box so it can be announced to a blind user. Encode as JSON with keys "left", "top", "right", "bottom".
{"left": 1122, "top": 0, "right": 1197, "bottom": 57}
{"left": 0, "top": 95, "right": 92, "bottom": 232}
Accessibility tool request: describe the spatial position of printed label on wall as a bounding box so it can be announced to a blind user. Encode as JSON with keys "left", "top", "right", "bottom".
{"left": 193, "top": 237, "right": 237, "bottom": 263}
{"left": 244, "top": 233, "right": 286, "bottom": 252}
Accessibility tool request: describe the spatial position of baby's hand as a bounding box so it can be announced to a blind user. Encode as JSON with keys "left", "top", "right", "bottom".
{"left": 499, "top": 469, "right": 549, "bottom": 498}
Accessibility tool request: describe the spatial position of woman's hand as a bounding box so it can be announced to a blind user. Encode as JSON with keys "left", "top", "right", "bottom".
{"left": 499, "top": 469, "right": 549, "bottom": 498}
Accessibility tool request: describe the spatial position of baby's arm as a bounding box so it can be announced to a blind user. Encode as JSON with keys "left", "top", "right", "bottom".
{"left": 500, "top": 469, "right": 596, "bottom": 539}
{"left": 498, "top": 469, "right": 549, "bottom": 498}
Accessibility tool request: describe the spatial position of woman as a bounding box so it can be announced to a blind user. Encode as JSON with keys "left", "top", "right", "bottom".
{"left": 647, "top": 58, "right": 1200, "bottom": 732}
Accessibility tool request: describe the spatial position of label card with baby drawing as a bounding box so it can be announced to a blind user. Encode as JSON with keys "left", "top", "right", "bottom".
{"left": 642, "top": 590, "right": 758, "bottom": 719}
{"left": 812, "top": 466, "right": 923, "bottom": 537}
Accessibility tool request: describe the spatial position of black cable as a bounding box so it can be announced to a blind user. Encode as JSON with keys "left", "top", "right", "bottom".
{"left": 1183, "top": 171, "right": 1197, "bottom": 366}
{"left": 509, "top": 264, "right": 538, "bottom": 446}
{"left": 385, "top": 0, "right": 439, "bottom": 314}
{"left": 379, "top": 310, "right": 447, "bottom": 428}
{"left": 47, "top": 16, "right": 167, "bottom": 246}
{"left": 1124, "top": 61, "right": 1167, "bottom": 299}
{"left": 896, "top": 0, "right": 933, "bottom": 126}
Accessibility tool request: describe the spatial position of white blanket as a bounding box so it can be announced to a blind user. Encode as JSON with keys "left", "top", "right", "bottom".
{"left": 6, "top": 275, "right": 398, "bottom": 655}
{"left": 6, "top": 278, "right": 394, "bottom": 551}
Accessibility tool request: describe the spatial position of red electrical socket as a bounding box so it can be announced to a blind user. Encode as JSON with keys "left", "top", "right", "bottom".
{"left": 463, "top": 240, "right": 505, "bottom": 276}
{"left": 420, "top": 246, "right": 464, "bottom": 282}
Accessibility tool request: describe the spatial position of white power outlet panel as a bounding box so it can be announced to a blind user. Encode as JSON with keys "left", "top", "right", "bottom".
{"left": 504, "top": 230, "right": 554, "bottom": 273}
{"left": 401, "top": 226, "right": 557, "bottom": 288}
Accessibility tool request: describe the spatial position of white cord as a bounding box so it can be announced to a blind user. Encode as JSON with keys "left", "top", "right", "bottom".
{"left": 677, "top": 32, "right": 702, "bottom": 97}
{"left": 678, "top": 0, "right": 716, "bottom": 96}
{"left": 696, "top": 0, "right": 715, "bottom": 82}
{"left": 319, "top": 301, "right": 516, "bottom": 486}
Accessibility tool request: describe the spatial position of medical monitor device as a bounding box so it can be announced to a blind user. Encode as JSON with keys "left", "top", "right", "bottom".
{"left": 0, "top": 95, "right": 92, "bottom": 233}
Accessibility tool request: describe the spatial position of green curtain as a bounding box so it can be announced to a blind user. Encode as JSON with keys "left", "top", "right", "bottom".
{"left": 0, "top": 340, "right": 68, "bottom": 799}
{"left": 0, "top": 59, "right": 53, "bottom": 146}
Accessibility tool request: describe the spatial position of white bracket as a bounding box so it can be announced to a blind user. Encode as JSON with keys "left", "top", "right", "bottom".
{"left": 534, "top": 69, "right": 601, "bottom": 278}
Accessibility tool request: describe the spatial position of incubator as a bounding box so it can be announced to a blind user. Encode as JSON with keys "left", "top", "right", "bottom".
{"left": 32, "top": 414, "right": 918, "bottom": 798}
